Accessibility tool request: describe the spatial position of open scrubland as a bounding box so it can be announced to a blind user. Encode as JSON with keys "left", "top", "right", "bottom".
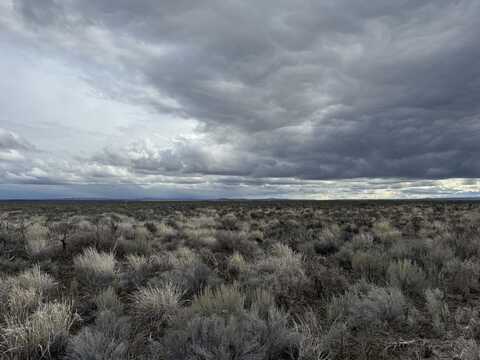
{"left": 1, "top": 200, "right": 480, "bottom": 359}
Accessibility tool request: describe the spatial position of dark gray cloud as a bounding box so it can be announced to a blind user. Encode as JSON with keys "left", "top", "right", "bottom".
{"left": 1, "top": 0, "right": 480, "bottom": 198}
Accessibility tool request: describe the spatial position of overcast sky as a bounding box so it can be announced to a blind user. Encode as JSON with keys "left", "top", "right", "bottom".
{"left": 1, "top": 0, "right": 479, "bottom": 199}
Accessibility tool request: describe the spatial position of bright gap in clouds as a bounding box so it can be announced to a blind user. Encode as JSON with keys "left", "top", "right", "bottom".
{"left": 0, "top": 42, "right": 198, "bottom": 159}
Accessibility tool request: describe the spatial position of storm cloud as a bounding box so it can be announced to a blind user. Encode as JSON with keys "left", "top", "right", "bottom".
{"left": 1, "top": 0, "right": 479, "bottom": 198}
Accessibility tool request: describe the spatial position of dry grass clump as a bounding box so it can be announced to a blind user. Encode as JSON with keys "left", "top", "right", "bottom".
{"left": 95, "top": 287, "right": 123, "bottom": 315}
{"left": 149, "top": 247, "right": 220, "bottom": 297}
{"left": 157, "top": 259, "right": 219, "bottom": 298}
{"left": 259, "top": 243, "right": 304, "bottom": 273}
{"left": 0, "top": 265, "right": 57, "bottom": 323}
{"left": 17, "top": 265, "right": 57, "bottom": 296}
{"left": 172, "top": 246, "right": 200, "bottom": 267}
{"left": 253, "top": 244, "right": 308, "bottom": 301}
{"left": 351, "top": 250, "right": 388, "bottom": 282}
{"left": 387, "top": 259, "right": 426, "bottom": 296}
{"left": 25, "top": 223, "right": 52, "bottom": 257}
{"left": 294, "top": 310, "right": 325, "bottom": 360}
{"left": 126, "top": 254, "right": 148, "bottom": 272}
{"left": 425, "top": 288, "right": 449, "bottom": 335}
{"left": 184, "top": 227, "right": 218, "bottom": 248}
{"left": 73, "top": 247, "right": 117, "bottom": 290}
{"left": 227, "top": 252, "right": 248, "bottom": 278}
{"left": 372, "top": 220, "right": 402, "bottom": 244}
{"left": 185, "top": 215, "right": 217, "bottom": 229}
{"left": 214, "top": 230, "right": 258, "bottom": 257}
{"left": 156, "top": 222, "right": 177, "bottom": 238}
{"left": 131, "top": 282, "right": 184, "bottom": 336}
{"left": 117, "top": 233, "right": 152, "bottom": 256}
{"left": 1, "top": 301, "right": 74, "bottom": 359}
{"left": 314, "top": 225, "right": 343, "bottom": 255}
{"left": 191, "top": 283, "right": 245, "bottom": 318}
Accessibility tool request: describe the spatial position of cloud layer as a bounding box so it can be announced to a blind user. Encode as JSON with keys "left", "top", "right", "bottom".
{"left": 1, "top": 0, "right": 480, "bottom": 198}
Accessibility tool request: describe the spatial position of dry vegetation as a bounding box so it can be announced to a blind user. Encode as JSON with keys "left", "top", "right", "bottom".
{"left": 1, "top": 199, "right": 480, "bottom": 359}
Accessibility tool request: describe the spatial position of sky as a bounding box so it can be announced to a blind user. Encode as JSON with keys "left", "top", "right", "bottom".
{"left": 1, "top": 0, "right": 480, "bottom": 200}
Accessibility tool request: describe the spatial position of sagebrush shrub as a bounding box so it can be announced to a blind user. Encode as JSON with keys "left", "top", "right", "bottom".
{"left": 159, "top": 310, "right": 300, "bottom": 360}
{"left": 441, "top": 258, "right": 480, "bottom": 297}
{"left": 306, "top": 263, "right": 348, "bottom": 298}
{"left": 65, "top": 310, "right": 130, "bottom": 360}
{"left": 327, "top": 283, "right": 410, "bottom": 332}
{"left": 323, "top": 284, "right": 412, "bottom": 358}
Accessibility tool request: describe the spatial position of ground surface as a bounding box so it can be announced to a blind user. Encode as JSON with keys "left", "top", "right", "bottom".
{"left": 1, "top": 200, "right": 480, "bottom": 359}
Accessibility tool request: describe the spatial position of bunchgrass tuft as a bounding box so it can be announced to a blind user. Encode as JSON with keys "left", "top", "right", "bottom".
{"left": 74, "top": 247, "right": 117, "bottom": 290}
{"left": 1, "top": 301, "right": 74, "bottom": 359}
